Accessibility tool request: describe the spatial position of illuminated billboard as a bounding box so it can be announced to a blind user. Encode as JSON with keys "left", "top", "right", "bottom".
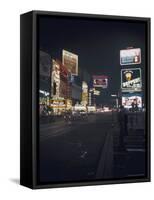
{"left": 93, "top": 75, "right": 108, "bottom": 88}
{"left": 58, "top": 60, "right": 69, "bottom": 99}
{"left": 62, "top": 49, "right": 78, "bottom": 76}
{"left": 93, "top": 89, "right": 100, "bottom": 96}
{"left": 51, "top": 59, "right": 60, "bottom": 97}
{"left": 121, "top": 68, "right": 142, "bottom": 92}
{"left": 51, "top": 59, "right": 70, "bottom": 99}
{"left": 122, "top": 93, "right": 142, "bottom": 109}
{"left": 50, "top": 99, "right": 66, "bottom": 109}
{"left": 120, "top": 48, "right": 141, "bottom": 65}
{"left": 81, "top": 81, "right": 88, "bottom": 106}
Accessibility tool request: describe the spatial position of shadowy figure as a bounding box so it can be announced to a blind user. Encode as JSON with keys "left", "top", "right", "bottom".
{"left": 118, "top": 105, "right": 128, "bottom": 150}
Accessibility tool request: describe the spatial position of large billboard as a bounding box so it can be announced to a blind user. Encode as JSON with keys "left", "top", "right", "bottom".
{"left": 121, "top": 68, "right": 142, "bottom": 92}
{"left": 93, "top": 75, "right": 108, "bottom": 88}
{"left": 51, "top": 59, "right": 60, "bottom": 97}
{"left": 51, "top": 59, "right": 70, "bottom": 99}
{"left": 122, "top": 93, "right": 142, "bottom": 109}
{"left": 81, "top": 81, "right": 88, "bottom": 106}
{"left": 62, "top": 50, "right": 78, "bottom": 76}
{"left": 120, "top": 48, "right": 141, "bottom": 65}
{"left": 59, "top": 60, "right": 69, "bottom": 99}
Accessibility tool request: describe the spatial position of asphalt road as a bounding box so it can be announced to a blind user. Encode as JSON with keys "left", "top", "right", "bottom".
{"left": 39, "top": 112, "right": 146, "bottom": 183}
{"left": 39, "top": 112, "right": 114, "bottom": 183}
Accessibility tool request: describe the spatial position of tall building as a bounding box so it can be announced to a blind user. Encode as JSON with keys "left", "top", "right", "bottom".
{"left": 39, "top": 51, "right": 51, "bottom": 104}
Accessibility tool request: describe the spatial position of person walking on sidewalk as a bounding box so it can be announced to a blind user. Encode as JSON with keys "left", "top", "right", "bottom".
{"left": 118, "top": 106, "right": 128, "bottom": 150}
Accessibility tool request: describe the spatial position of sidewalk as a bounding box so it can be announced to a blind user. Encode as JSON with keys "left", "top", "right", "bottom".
{"left": 112, "top": 112, "right": 146, "bottom": 178}
{"left": 96, "top": 126, "right": 114, "bottom": 179}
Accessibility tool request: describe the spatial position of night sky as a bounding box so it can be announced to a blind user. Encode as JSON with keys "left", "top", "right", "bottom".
{"left": 38, "top": 15, "right": 146, "bottom": 105}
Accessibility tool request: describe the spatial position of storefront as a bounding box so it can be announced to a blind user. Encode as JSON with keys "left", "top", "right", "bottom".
{"left": 73, "top": 104, "right": 87, "bottom": 112}
{"left": 50, "top": 98, "right": 72, "bottom": 115}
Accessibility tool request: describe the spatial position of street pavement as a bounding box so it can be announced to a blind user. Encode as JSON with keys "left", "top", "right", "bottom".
{"left": 39, "top": 111, "right": 146, "bottom": 183}
{"left": 113, "top": 111, "right": 146, "bottom": 178}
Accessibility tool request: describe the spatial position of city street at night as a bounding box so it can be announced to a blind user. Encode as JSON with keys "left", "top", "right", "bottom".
{"left": 38, "top": 15, "right": 147, "bottom": 183}
{"left": 39, "top": 111, "right": 146, "bottom": 183}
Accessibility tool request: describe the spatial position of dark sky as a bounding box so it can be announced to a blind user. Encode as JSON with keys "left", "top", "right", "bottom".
{"left": 38, "top": 15, "right": 146, "bottom": 104}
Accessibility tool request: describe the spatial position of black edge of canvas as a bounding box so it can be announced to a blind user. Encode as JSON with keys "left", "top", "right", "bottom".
{"left": 20, "top": 11, "right": 33, "bottom": 188}
{"left": 20, "top": 10, "right": 151, "bottom": 189}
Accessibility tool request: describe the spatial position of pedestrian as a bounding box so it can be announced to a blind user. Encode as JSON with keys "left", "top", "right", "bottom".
{"left": 131, "top": 101, "right": 135, "bottom": 112}
{"left": 118, "top": 105, "right": 127, "bottom": 150}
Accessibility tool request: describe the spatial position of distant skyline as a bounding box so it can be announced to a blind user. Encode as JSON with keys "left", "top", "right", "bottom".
{"left": 38, "top": 15, "right": 146, "bottom": 104}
